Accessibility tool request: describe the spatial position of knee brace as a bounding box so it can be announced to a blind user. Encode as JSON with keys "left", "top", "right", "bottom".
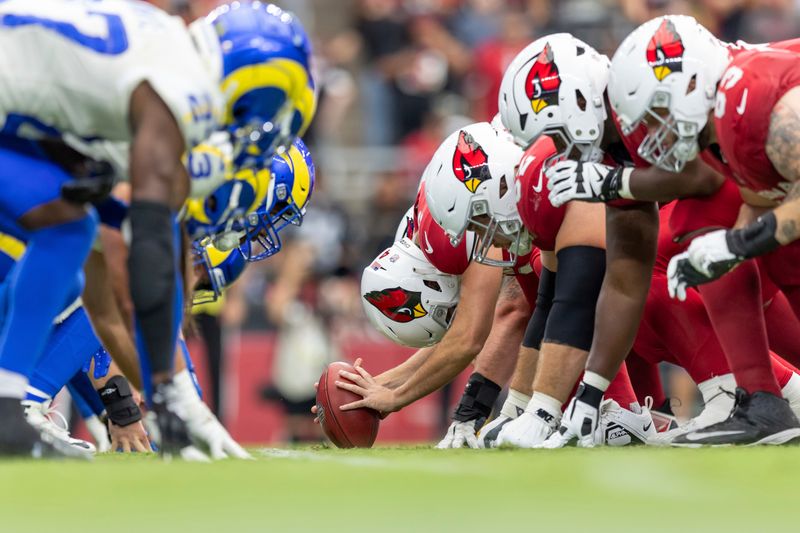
{"left": 543, "top": 246, "right": 606, "bottom": 351}
{"left": 522, "top": 267, "right": 556, "bottom": 349}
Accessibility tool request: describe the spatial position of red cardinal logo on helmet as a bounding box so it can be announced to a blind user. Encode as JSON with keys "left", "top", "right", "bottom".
{"left": 452, "top": 130, "right": 490, "bottom": 193}
{"left": 525, "top": 42, "right": 561, "bottom": 114}
{"left": 647, "top": 19, "right": 684, "bottom": 81}
{"left": 364, "top": 287, "right": 428, "bottom": 323}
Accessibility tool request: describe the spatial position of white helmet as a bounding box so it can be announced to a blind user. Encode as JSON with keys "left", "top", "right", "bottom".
{"left": 361, "top": 238, "right": 460, "bottom": 348}
{"left": 498, "top": 33, "right": 609, "bottom": 161}
{"left": 608, "top": 15, "right": 731, "bottom": 172}
{"left": 424, "top": 122, "right": 525, "bottom": 268}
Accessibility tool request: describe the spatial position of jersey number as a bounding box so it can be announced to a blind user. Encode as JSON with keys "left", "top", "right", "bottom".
{"left": 0, "top": 11, "right": 129, "bottom": 55}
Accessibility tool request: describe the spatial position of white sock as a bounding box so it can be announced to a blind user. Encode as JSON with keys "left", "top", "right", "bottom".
{"left": 698, "top": 373, "right": 735, "bottom": 405}
{"left": 500, "top": 389, "right": 531, "bottom": 419}
{"left": 781, "top": 373, "right": 800, "bottom": 406}
{"left": 0, "top": 369, "right": 28, "bottom": 399}
{"left": 583, "top": 371, "right": 611, "bottom": 392}
{"left": 525, "top": 392, "right": 563, "bottom": 425}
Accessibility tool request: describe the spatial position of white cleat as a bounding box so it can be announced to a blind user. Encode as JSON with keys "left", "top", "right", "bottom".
{"left": 650, "top": 376, "right": 735, "bottom": 446}
{"left": 22, "top": 399, "right": 96, "bottom": 454}
{"left": 596, "top": 399, "right": 657, "bottom": 446}
{"left": 495, "top": 410, "right": 558, "bottom": 448}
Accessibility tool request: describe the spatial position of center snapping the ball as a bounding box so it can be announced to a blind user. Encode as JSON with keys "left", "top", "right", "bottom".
{"left": 316, "top": 362, "right": 380, "bottom": 448}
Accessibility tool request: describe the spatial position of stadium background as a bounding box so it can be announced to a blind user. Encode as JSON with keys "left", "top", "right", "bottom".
{"left": 116, "top": 0, "right": 800, "bottom": 445}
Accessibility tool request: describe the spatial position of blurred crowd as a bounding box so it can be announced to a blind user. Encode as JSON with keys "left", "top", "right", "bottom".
{"left": 149, "top": 0, "right": 800, "bottom": 440}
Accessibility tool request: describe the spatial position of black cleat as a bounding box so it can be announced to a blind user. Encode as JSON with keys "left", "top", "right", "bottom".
{"left": 672, "top": 388, "right": 800, "bottom": 447}
{"left": 0, "top": 398, "right": 89, "bottom": 459}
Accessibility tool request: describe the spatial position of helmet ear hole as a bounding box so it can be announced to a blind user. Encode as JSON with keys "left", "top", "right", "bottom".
{"left": 686, "top": 73, "right": 697, "bottom": 95}
{"left": 499, "top": 175, "right": 510, "bottom": 199}
{"left": 576, "top": 45, "right": 585, "bottom": 56}
{"left": 575, "top": 90, "right": 587, "bottom": 111}
{"left": 423, "top": 279, "right": 442, "bottom": 292}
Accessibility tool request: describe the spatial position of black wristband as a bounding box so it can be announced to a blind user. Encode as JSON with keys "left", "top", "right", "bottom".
{"left": 98, "top": 376, "right": 142, "bottom": 427}
{"left": 575, "top": 382, "right": 604, "bottom": 409}
{"left": 726, "top": 211, "right": 780, "bottom": 259}
{"left": 453, "top": 372, "right": 502, "bottom": 425}
{"left": 600, "top": 166, "right": 624, "bottom": 202}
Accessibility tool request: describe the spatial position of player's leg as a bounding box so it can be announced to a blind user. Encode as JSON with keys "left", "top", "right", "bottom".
{"left": 439, "top": 276, "right": 531, "bottom": 448}
{"left": 764, "top": 290, "right": 800, "bottom": 367}
{"left": 0, "top": 147, "right": 97, "bottom": 457}
{"left": 22, "top": 303, "right": 102, "bottom": 452}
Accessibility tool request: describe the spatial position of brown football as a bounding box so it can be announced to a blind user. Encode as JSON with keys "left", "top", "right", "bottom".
{"left": 316, "top": 362, "right": 380, "bottom": 448}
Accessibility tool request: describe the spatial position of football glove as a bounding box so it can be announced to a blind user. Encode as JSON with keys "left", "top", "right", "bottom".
{"left": 541, "top": 397, "right": 600, "bottom": 449}
{"left": 546, "top": 160, "right": 629, "bottom": 207}
{"left": 667, "top": 230, "right": 743, "bottom": 300}
{"left": 436, "top": 420, "right": 480, "bottom": 449}
{"left": 495, "top": 408, "right": 558, "bottom": 448}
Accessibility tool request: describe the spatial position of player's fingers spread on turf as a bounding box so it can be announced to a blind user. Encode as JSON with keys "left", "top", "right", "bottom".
{"left": 122, "top": 439, "right": 132, "bottom": 454}
{"left": 133, "top": 437, "right": 150, "bottom": 453}
{"left": 335, "top": 380, "right": 367, "bottom": 396}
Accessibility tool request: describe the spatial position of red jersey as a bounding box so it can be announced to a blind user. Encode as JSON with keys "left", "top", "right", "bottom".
{"left": 708, "top": 39, "right": 800, "bottom": 201}
{"left": 515, "top": 135, "right": 566, "bottom": 251}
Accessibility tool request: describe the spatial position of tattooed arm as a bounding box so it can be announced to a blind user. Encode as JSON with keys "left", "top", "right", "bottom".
{"left": 764, "top": 87, "right": 800, "bottom": 245}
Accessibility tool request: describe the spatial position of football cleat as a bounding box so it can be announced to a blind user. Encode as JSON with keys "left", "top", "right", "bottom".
{"left": 0, "top": 398, "right": 89, "bottom": 459}
{"left": 649, "top": 397, "right": 679, "bottom": 433}
{"left": 651, "top": 377, "right": 735, "bottom": 446}
{"left": 478, "top": 414, "right": 515, "bottom": 449}
{"left": 672, "top": 388, "right": 800, "bottom": 447}
{"left": 22, "top": 399, "right": 96, "bottom": 453}
{"left": 595, "top": 399, "right": 657, "bottom": 446}
{"left": 495, "top": 408, "right": 558, "bottom": 448}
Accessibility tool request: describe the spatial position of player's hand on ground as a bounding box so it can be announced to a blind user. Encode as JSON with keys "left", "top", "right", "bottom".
{"left": 436, "top": 420, "right": 480, "bottom": 449}
{"left": 541, "top": 398, "right": 599, "bottom": 449}
{"left": 109, "top": 419, "right": 151, "bottom": 453}
{"left": 336, "top": 359, "right": 397, "bottom": 415}
{"left": 546, "top": 160, "right": 623, "bottom": 207}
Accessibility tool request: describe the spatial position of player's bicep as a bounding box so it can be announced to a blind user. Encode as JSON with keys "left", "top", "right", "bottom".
{"left": 766, "top": 87, "right": 800, "bottom": 183}
{"left": 129, "top": 82, "right": 189, "bottom": 207}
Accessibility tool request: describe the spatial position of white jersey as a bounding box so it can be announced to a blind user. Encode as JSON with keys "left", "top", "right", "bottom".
{"left": 0, "top": 0, "right": 223, "bottom": 156}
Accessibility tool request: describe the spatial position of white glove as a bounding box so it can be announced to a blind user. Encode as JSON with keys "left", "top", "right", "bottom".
{"left": 436, "top": 421, "right": 480, "bottom": 449}
{"left": 667, "top": 230, "right": 742, "bottom": 300}
{"left": 546, "top": 160, "right": 627, "bottom": 207}
{"left": 173, "top": 370, "right": 252, "bottom": 460}
{"left": 495, "top": 410, "right": 557, "bottom": 448}
{"left": 540, "top": 398, "right": 600, "bottom": 449}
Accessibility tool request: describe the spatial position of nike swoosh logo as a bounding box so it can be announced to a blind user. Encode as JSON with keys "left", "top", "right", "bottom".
{"left": 684, "top": 430, "right": 745, "bottom": 441}
{"left": 736, "top": 89, "right": 748, "bottom": 115}
{"left": 423, "top": 233, "right": 434, "bottom": 255}
{"left": 643, "top": 422, "right": 652, "bottom": 432}
{"left": 532, "top": 168, "right": 544, "bottom": 193}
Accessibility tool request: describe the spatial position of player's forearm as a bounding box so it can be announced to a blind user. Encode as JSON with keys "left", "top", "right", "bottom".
{"left": 374, "top": 346, "right": 433, "bottom": 390}
{"left": 586, "top": 204, "right": 658, "bottom": 380}
{"left": 629, "top": 159, "right": 722, "bottom": 201}
{"left": 392, "top": 332, "right": 483, "bottom": 410}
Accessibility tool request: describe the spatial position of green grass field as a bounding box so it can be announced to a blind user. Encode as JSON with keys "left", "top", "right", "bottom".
{"left": 1, "top": 445, "right": 798, "bottom": 532}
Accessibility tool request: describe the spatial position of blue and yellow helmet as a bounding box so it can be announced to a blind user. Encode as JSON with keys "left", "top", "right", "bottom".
{"left": 202, "top": 1, "right": 316, "bottom": 168}
{"left": 240, "top": 138, "right": 315, "bottom": 261}
{"left": 192, "top": 241, "right": 248, "bottom": 305}
{"left": 184, "top": 165, "right": 272, "bottom": 240}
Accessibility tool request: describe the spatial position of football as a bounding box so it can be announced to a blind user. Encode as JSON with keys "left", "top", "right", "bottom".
{"left": 316, "top": 362, "right": 380, "bottom": 448}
